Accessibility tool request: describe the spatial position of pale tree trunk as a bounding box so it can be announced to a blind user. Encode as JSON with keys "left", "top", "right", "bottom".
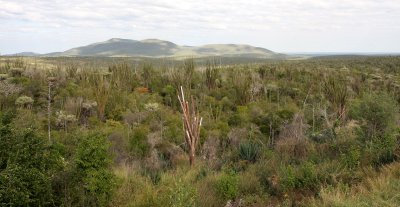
{"left": 178, "top": 86, "right": 202, "bottom": 167}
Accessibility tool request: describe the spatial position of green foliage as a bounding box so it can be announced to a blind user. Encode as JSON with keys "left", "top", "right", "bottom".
{"left": 229, "top": 69, "right": 251, "bottom": 105}
{"left": 160, "top": 84, "right": 177, "bottom": 107}
{"left": 340, "top": 146, "right": 361, "bottom": 169}
{"left": 0, "top": 116, "right": 62, "bottom": 206}
{"left": 215, "top": 172, "right": 239, "bottom": 200}
{"left": 166, "top": 179, "right": 198, "bottom": 207}
{"left": 108, "top": 62, "right": 138, "bottom": 92}
{"left": 365, "top": 134, "right": 397, "bottom": 165}
{"left": 164, "top": 114, "right": 184, "bottom": 145}
{"left": 183, "top": 58, "right": 195, "bottom": 89}
{"left": 1, "top": 56, "right": 400, "bottom": 206}
{"left": 350, "top": 92, "right": 399, "bottom": 165}
{"left": 323, "top": 75, "right": 348, "bottom": 120}
{"left": 129, "top": 126, "right": 150, "bottom": 158}
{"left": 298, "top": 161, "right": 319, "bottom": 190}
{"left": 350, "top": 93, "right": 398, "bottom": 140}
{"left": 228, "top": 105, "right": 249, "bottom": 127}
{"left": 280, "top": 165, "right": 297, "bottom": 191}
{"left": 280, "top": 162, "right": 320, "bottom": 191}
{"left": 75, "top": 133, "right": 116, "bottom": 206}
{"left": 205, "top": 60, "right": 220, "bottom": 90}
{"left": 141, "top": 62, "right": 154, "bottom": 88}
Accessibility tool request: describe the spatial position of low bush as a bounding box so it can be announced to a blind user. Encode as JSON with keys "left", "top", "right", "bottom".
{"left": 215, "top": 172, "right": 239, "bottom": 201}
{"left": 129, "top": 126, "right": 150, "bottom": 158}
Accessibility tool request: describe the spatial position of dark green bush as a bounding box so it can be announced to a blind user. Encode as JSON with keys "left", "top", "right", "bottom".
{"left": 0, "top": 119, "right": 62, "bottom": 206}
{"left": 75, "top": 133, "right": 116, "bottom": 206}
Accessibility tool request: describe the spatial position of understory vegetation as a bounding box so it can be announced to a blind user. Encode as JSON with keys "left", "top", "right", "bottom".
{"left": 0, "top": 56, "right": 399, "bottom": 206}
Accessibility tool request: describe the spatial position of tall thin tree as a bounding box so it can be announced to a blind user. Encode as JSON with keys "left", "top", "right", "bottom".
{"left": 177, "top": 86, "right": 202, "bottom": 167}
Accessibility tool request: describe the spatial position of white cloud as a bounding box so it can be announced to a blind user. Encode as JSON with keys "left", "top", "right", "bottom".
{"left": 0, "top": 0, "right": 399, "bottom": 53}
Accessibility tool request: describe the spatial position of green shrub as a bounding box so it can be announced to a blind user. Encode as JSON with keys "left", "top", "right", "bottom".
{"left": 164, "top": 114, "right": 183, "bottom": 145}
{"left": 341, "top": 146, "right": 361, "bottom": 169}
{"left": 75, "top": 133, "right": 116, "bottom": 207}
{"left": 350, "top": 93, "right": 398, "bottom": 141}
{"left": 228, "top": 112, "right": 244, "bottom": 126}
{"left": 280, "top": 165, "right": 297, "bottom": 191}
{"left": 365, "top": 134, "right": 397, "bottom": 165}
{"left": 129, "top": 126, "right": 150, "bottom": 158}
{"left": 349, "top": 92, "right": 399, "bottom": 165}
{"left": 298, "top": 161, "right": 319, "bottom": 190}
{"left": 166, "top": 179, "right": 198, "bottom": 207}
{"left": 0, "top": 122, "right": 62, "bottom": 206}
{"left": 279, "top": 162, "right": 320, "bottom": 191}
{"left": 215, "top": 172, "right": 239, "bottom": 200}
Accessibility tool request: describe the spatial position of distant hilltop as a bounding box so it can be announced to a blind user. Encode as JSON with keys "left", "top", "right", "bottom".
{"left": 7, "top": 38, "right": 287, "bottom": 59}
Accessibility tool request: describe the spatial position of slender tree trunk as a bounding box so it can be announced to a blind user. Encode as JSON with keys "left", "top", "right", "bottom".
{"left": 189, "top": 151, "right": 195, "bottom": 167}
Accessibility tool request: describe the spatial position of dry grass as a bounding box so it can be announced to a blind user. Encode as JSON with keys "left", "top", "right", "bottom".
{"left": 308, "top": 162, "right": 400, "bottom": 207}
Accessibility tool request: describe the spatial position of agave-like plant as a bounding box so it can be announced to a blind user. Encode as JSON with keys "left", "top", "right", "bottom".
{"left": 239, "top": 140, "right": 261, "bottom": 163}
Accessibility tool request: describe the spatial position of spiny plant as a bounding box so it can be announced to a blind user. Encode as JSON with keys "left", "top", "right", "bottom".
{"left": 183, "top": 58, "right": 195, "bottom": 89}
{"left": 229, "top": 69, "right": 252, "bottom": 105}
{"left": 141, "top": 62, "right": 154, "bottom": 88}
{"left": 109, "top": 62, "right": 138, "bottom": 92}
{"left": 238, "top": 140, "right": 261, "bottom": 163}
{"left": 323, "top": 75, "right": 348, "bottom": 121}
{"left": 89, "top": 73, "right": 111, "bottom": 120}
{"left": 205, "top": 59, "right": 220, "bottom": 90}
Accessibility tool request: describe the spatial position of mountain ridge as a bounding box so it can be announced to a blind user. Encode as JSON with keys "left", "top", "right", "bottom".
{"left": 6, "top": 38, "right": 287, "bottom": 59}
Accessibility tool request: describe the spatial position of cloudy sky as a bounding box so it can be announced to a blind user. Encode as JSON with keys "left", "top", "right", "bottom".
{"left": 1, "top": 0, "right": 399, "bottom": 54}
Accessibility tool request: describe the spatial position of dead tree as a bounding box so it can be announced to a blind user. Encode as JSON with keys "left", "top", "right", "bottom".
{"left": 178, "top": 86, "right": 202, "bottom": 167}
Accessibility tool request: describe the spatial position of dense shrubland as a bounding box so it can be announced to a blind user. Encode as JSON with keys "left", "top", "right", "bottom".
{"left": 0, "top": 56, "right": 399, "bottom": 206}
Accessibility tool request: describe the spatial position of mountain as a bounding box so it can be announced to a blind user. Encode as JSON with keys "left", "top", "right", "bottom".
{"left": 42, "top": 38, "right": 286, "bottom": 58}
{"left": 5, "top": 52, "right": 41, "bottom": 56}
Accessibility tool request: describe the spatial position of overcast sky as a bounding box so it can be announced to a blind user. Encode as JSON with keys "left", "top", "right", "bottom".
{"left": 1, "top": 0, "right": 399, "bottom": 54}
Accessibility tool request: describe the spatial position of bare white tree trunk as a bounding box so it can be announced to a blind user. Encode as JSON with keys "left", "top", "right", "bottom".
{"left": 177, "top": 86, "right": 202, "bottom": 167}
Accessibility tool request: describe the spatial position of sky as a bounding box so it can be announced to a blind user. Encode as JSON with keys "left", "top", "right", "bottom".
{"left": 1, "top": 0, "right": 400, "bottom": 54}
